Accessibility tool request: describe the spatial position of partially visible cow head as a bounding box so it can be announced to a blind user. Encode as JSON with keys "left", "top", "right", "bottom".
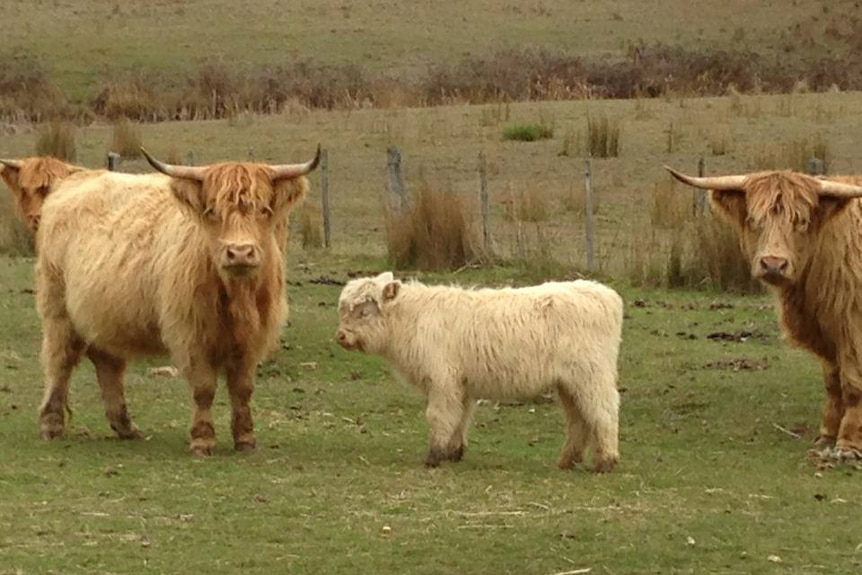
{"left": 336, "top": 272, "right": 401, "bottom": 353}
{"left": 142, "top": 147, "right": 319, "bottom": 281}
{"left": 0, "top": 157, "right": 84, "bottom": 231}
{"left": 666, "top": 167, "right": 862, "bottom": 287}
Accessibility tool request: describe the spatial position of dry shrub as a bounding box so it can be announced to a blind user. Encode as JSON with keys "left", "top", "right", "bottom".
{"left": 649, "top": 179, "right": 689, "bottom": 229}
{"left": 386, "top": 181, "right": 475, "bottom": 271}
{"left": 0, "top": 196, "right": 34, "bottom": 256}
{"left": 752, "top": 136, "right": 830, "bottom": 172}
{"left": 109, "top": 118, "right": 143, "bottom": 158}
{"left": 587, "top": 115, "right": 620, "bottom": 158}
{"left": 685, "top": 216, "right": 760, "bottom": 293}
{"left": 515, "top": 187, "right": 548, "bottom": 222}
{"left": 298, "top": 204, "right": 324, "bottom": 249}
{"left": 35, "top": 121, "right": 77, "bottom": 161}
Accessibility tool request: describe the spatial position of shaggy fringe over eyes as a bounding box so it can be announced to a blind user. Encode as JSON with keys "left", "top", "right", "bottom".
{"left": 745, "top": 171, "right": 820, "bottom": 225}
{"left": 204, "top": 164, "right": 275, "bottom": 215}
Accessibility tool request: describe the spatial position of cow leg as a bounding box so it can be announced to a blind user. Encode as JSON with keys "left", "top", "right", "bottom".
{"left": 38, "top": 317, "right": 85, "bottom": 439}
{"left": 446, "top": 396, "right": 476, "bottom": 463}
{"left": 424, "top": 383, "right": 465, "bottom": 467}
{"left": 556, "top": 384, "right": 589, "bottom": 470}
{"left": 225, "top": 361, "right": 257, "bottom": 452}
{"left": 86, "top": 348, "right": 140, "bottom": 440}
{"left": 815, "top": 360, "right": 842, "bottom": 449}
{"left": 830, "top": 353, "right": 862, "bottom": 460}
{"left": 187, "top": 363, "right": 219, "bottom": 456}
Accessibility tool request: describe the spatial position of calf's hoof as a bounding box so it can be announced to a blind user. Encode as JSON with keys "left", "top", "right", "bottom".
{"left": 593, "top": 456, "right": 618, "bottom": 473}
{"left": 190, "top": 438, "right": 216, "bottom": 457}
{"left": 448, "top": 444, "right": 465, "bottom": 462}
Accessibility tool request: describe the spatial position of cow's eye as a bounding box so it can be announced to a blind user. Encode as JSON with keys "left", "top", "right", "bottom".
{"left": 202, "top": 206, "right": 216, "bottom": 219}
{"left": 260, "top": 205, "right": 273, "bottom": 219}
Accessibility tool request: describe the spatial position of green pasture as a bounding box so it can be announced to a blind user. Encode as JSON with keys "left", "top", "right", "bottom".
{"left": 1, "top": 253, "right": 859, "bottom": 574}
{"left": 0, "top": 0, "right": 842, "bottom": 101}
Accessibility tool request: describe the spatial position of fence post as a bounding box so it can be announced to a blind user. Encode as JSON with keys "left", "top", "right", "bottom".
{"left": 478, "top": 151, "right": 491, "bottom": 254}
{"left": 106, "top": 152, "right": 121, "bottom": 171}
{"left": 584, "top": 157, "right": 595, "bottom": 272}
{"left": 693, "top": 156, "right": 707, "bottom": 216}
{"left": 320, "top": 148, "right": 331, "bottom": 249}
{"left": 186, "top": 151, "right": 195, "bottom": 166}
{"left": 807, "top": 157, "right": 825, "bottom": 176}
{"left": 387, "top": 146, "right": 408, "bottom": 214}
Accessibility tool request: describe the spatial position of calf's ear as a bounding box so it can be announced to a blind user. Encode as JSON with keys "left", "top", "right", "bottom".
{"left": 272, "top": 176, "right": 309, "bottom": 217}
{"left": 382, "top": 281, "right": 400, "bottom": 301}
{"left": 0, "top": 162, "right": 21, "bottom": 191}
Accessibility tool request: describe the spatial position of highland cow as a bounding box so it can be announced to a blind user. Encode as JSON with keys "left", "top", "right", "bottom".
{"left": 1, "top": 156, "right": 87, "bottom": 231}
{"left": 336, "top": 273, "right": 623, "bottom": 472}
{"left": 666, "top": 166, "right": 862, "bottom": 461}
{"left": 35, "top": 147, "right": 319, "bottom": 455}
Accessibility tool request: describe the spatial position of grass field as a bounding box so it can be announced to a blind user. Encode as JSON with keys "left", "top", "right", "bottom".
{"left": 3, "top": 1, "right": 862, "bottom": 573}
{"left": 1, "top": 253, "right": 860, "bottom": 575}
{"left": 0, "top": 0, "right": 847, "bottom": 101}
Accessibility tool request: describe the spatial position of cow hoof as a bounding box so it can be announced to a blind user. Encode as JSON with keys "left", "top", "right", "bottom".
{"left": 813, "top": 435, "right": 836, "bottom": 448}
{"left": 235, "top": 440, "right": 257, "bottom": 452}
{"left": 40, "top": 427, "right": 65, "bottom": 440}
{"left": 190, "top": 442, "right": 215, "bottom": 457}
{"left": 112, "top": 425, "right": 143, "bottom": 440}
{"left": 831, "top": 446, "right": 862, "bottom": 462}
{"left": 424, "top": 454, "right": 442, "bottom": 468}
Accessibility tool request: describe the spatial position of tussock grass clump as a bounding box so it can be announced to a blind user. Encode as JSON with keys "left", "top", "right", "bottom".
{"left": 502, "top": 123, "right": 553, "bottom": 142}
{"left": 109, "top": 118, "right": 143, "bottom": 159}
{"left": 386, "top": 182, "right": 475, "bottom": 271}
{"left": 752, "top": 135, "right": 830, "bottom": 173}
{"left": 298, "top": 204, "right": 324, "bottom": 249}
{"left": 35, "top": 121, "right": 77, "bottom": 161}
{"left": 587, "top": 115, "right": 620, "bottom": 158}
{"left": 0, "top": 203, "right": 34, "bottom": 256}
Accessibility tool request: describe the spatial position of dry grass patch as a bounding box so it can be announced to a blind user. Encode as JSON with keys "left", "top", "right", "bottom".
{"left": 35, "top": 121, "right": 77, "bottom": 161}
{"left": 385, "top": 181, "right": 475, "bottom": 271}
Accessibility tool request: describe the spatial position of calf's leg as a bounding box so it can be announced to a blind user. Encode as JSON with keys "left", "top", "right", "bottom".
{"left": 556, "top": 384, "right": 590, "bottom": 469}
{"left": 38, "top": 317, "right": 85, "bottom": 439}
{"left": 87, "top": 347, "right": 141, "bottom": 439}
{"left": 446, "top": 396, "right": 476, "bottom": 462}
{"left": 226, "top": 361, "right": 257, "bottom": 452}
{"left": 424, "top": 382, "right": 466, "bottom": 467}
{"left": 562, "top": 374, "right": 620, "bottom": 473}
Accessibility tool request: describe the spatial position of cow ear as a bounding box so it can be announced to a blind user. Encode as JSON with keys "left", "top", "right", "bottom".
{"left": 169, "top": 179, "right": 207, "bottom": 214}
{"left": 0, "top": 163, "right": 21, "bottom": 192}
{"left": 817, "top": 196, "right": 853, "bottom": 223}
{"left": 271, "top": 176, "right": 308, "bottom": 216}
{"left": 382, "top": 281, "right": 400, "bottom": 301}
{"left": 709, "top": 189, "right": 747, "bottom": 226}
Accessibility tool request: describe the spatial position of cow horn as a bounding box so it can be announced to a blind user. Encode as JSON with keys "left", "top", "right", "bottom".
{"left": 0, "top": 159, "right": 24, "bottom": 170}
{"left": 664, "top": 166, "right": 747, "bottom": 191}
{"left": 269, "top": 144, "right": 322, "bottom": 180}
{"left": 140, "top": 148, "right": 206, "bottom": 181}
{"left": 816, "top": 179, "right": 862, "bottom": 199}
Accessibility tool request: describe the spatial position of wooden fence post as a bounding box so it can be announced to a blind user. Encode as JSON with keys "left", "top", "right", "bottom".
{"left": 387, "top": 146, "right": 408, "bottom": 214}
{"left": 807, "top": 157, "right": 825, "bottom": 176}
{"left": 584, "top": 157, "right": 595, "bottom": 272}
{"left": 106, "top": 152, "right": 120, "bottom": 171}
{"left": 478, "top": 151, "right": 491, "bottom": 254}
{"left": 693, "top": 156, "right": 707, "bottom": 216}
{"left": 320, "top": 148, "right": 331, "bottom": 249}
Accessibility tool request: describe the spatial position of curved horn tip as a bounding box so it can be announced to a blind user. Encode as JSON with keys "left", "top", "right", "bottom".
{"left": 0, "top": 158, "right": 24, "bottom": 170}
{"left": 309, "top": 144, "right": 322, "bottom": 171}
